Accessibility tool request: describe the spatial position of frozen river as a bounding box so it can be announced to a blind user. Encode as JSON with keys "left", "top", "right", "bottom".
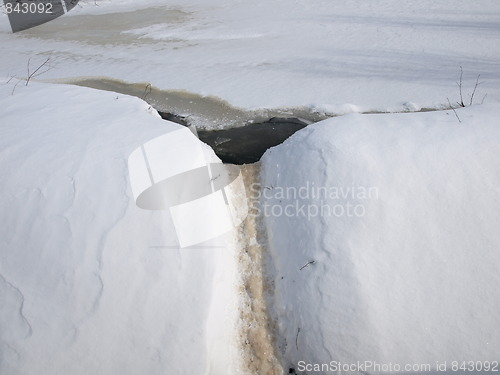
{"left": 1, "top": 0, "right": 499, "bottom": 121}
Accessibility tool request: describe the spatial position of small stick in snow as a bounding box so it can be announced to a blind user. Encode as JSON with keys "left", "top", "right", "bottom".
{"left": 295, "top": 327, "right": 300, "bottom": 351}
{"left": 457, "top": 66, "right": 465, "bottom": 107}
{"left": 447, "top": 98, "right": 461, "bottom": 123}
{"left": 469, "top": 74, "right": 481, "bottom": 106}
{"left": 299, "top": 260, "right": 316, "bottom": 270}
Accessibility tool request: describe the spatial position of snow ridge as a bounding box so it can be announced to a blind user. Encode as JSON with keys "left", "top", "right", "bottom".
{"left": 0, "top": 273, "right": 33, "bottom": 340}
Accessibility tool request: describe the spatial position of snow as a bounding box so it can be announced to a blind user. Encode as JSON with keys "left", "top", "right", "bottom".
{"left": 1, "top": 0, "right": 500, "bottom": 373}
{"left": 260, "top": 103, "right": 500, "bottom": 370}
{"left": 1, "top": 0, "right": 499, "bottom": 116}
{"left": 0, "top": 82, "right": 239, "bottom": 374}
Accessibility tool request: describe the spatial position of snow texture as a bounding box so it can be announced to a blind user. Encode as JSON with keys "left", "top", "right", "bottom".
{"left": 0, "top": 82, "right": 238, "bottom": 375}
{"left": 0, "top": 0, "right": 499, "bottom": 118}
{"left": 1, "top": 0, "right": 500, "bottom": 373}
{"left": 261, "top": 104, "right": 500, "bottom": 370}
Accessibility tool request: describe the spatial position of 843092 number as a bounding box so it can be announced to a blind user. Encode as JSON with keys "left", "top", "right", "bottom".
{"left": 451, "top": 361, "right": 499, "bottom": 372}
{"left": 5, "top": 2, "right": 53, "bottom": 14}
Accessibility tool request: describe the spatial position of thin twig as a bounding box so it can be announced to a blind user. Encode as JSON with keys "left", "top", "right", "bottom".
{"left": 12, "top": 79, "right": 22, "bottom": 96}
{"left": 447, "top": 98, "right": 461, "bottom": 123}
{"left": 26, "top": 57, "right": 52, "bottom": 86}
{"left": 469, "top": 74, "right": 481, "bottom": 106}
{"left": 26, "top": 58, "right": 31, "bottom": 84}
{"left": 295, "top": 328, "right": 300, "bottom": 351}
{"left": 141, "top": 83, "right": 152, "bottom": 100}
{"left": 5, "top": 76, "right": 16, "bottom": 84}
{"left": 299, "top": 260, "right": 315, "bottom": 271}
{"left": 456, "top": 66, "right": 465, "bottom": 107}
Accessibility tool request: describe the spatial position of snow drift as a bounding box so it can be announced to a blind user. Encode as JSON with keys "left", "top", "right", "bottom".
{"left": 260, "top": 104, "right": 500, "bottom": 371}
{"left": 0, "top": 82, "right": 239, "bottom": 375}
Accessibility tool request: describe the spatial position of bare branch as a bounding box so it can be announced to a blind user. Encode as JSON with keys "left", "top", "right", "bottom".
{"left": 299, "top": 260, "right": 316, "bottom": 270}
{"left": 12, "top": 79, "right": 22, "bottom": 96}
{"left": 453, "top": 67, "right": 486, "bottom": 108}
{"left": 27, "top": 58, "right": 31, "bottom": 83}
{"left": 295, "top": 328, "right": 301, "bottom": 351}
{"left": 5, "top": 76, "right": 17, "bottom": 84}
{"left": 26, "top": 57, "right": 52, "bottom": 86}
{"left": 447, "top": 98, "right": 461, "bottom": 123}
{"left": 141, "top": 83, "right": 152, "bottom": 100}
{"left": 469, "top": 74, "right": 481, "bottom": 106}
{"left": 456, "top": 66, "right": 465, "bottom": 107}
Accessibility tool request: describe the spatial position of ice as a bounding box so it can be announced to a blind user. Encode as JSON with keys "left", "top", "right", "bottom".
{"left": 1, "top": 0, "right": 499, "bottom": 116}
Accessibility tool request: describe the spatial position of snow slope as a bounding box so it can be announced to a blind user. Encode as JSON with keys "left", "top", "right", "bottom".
{"left": 1, "top": 1, "right": 499, "bottom": 373}
{"left": 0, "top": 0, "right": 499, "bottom": 115}
{"left": 0, "top": 81, "right": 239, "bottom": 375}
{"left": 260, "top": 103, "right": 500, "bottom": 371}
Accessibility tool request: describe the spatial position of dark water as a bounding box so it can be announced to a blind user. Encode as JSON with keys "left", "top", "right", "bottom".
{"left": 197, "top": 118, "right": 309, "bottom": 164}
{"left": 157, "top": 110, "right": 310, "bottom": 164}
{"left": 68, "top": 78, "right": 439, "bottom": 165}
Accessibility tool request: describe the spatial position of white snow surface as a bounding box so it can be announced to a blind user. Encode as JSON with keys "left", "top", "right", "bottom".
{"left": 1, "top": 1, "right": 500, "bottom": 373}
{"left": 0, "top": 82, "right": 239, "bottom": 375}
{"left": 0, "top": 0, "right": 499, "bottom": 116}
{"left": 260, "top": 103, "right": 500, "bottom": 370}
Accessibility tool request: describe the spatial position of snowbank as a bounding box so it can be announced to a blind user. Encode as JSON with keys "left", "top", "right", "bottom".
{"left": 260, "top": 104, "right": 500, "bottom": 371}
{"left": 0, "top": 82, "right": 238, "bottom": 375}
